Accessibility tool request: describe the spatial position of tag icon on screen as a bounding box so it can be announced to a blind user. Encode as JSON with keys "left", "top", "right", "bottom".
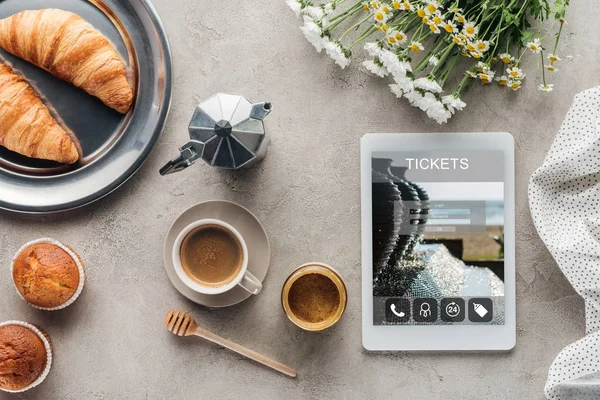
{"left": 473, "top": 303, "right": 488, "bottom": 318}
{"left": 468, "top": 298, "right": 493, "bottom": 322}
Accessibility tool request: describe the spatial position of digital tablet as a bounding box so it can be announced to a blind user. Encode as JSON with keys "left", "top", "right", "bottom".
{"left": 361, "top": 133, "right": 515, "bottom": 351}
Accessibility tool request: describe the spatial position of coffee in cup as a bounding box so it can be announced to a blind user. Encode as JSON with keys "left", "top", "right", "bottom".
{"left": 281, "top": 263, "right": 347, "bottom": 331}
{"left": 180, "top": 224, "right": 244, "bottom": 288}
{"left": 173, "top": 219, "right": 262, "bottom": 295}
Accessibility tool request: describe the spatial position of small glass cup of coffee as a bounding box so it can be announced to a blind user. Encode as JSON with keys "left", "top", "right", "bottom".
{"left": 281, "top": 262, "right": 347, "bottom": 331}
{"left": 172, "top": 219, "right": 262, "bottom": 295}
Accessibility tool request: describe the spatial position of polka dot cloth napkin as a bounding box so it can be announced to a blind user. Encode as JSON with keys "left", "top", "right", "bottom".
{"left": 529, "top": 87, "right": 600, "bottom": 399}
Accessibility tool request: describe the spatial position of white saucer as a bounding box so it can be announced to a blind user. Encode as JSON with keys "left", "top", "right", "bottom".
{"left": 163, "top": 200, "right": 271, "bottom": 307}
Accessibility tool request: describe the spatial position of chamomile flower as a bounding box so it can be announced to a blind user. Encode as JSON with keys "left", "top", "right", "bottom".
{"left": 375, "top": 23, "right": 389, "bottom": 32}
{"left": 363, "top": 57, "right": 388, "bottom": 77}
{"left": 526, "top": 38, "right": 543, "bottom": 54}
{"left": 425, "top": 1, "right": 440, "bottom": 15}
{"left": 370, "top": 1, "right": 380, "bottom": 7}
{"left": 443, "top": 21, "right": 458, "bottom": 33}
{"left": 414, "top": 77, "right": 443, "bottom": 93}
{"left": 325, "top": 41, "right": 351, "bottom": 69}
{"left": 451, "top": 34, "right": 463, "bottom": 45}
{"left": 363, "top": 1, "right": 371, "bottom": 12}
{"left": 475, "top": 61, "right": 488, "bottom": 73}
{"left": 410, "top": 41, "right": 424, "bottom": 52}
{"left": 395, "top": 0, "right": 413, "bottom": 10}
{"left": 387, "top": 30, "right": 407, "bottom": 46}
{"left": 429, "top": 23, "right": 441, "bottom": 34}
{"left": 373, "top": 6, "right": 390, "bottom": 23}
{"left": 442, "top": 94, "right": 466, "bottom": 114}
{"left": 364, "top": 42, "right": 384, "bottom": 57}
{"left": 478, "top": 70, "right": 495, "bottom": 84}
{"left": 462, "top": 22, "right": 478, "bottom": 39}
{"left": 392, "top": 75, "right": 414, "bottom": 92}
{"left": 538, "top": 83, "right": 554, "bottom": 92}
{"left": 506, "top": 67, "right": 524, "bottom": 79}
{"left": 300, "top": 16, "right": 329, "bottom": 53}
{"left": 286, "top": 0, "right": 304, "bottom": 17}
{"left": 417, "top": 8, "right": 427, "bottom": 18}
{"left": 545, "top": 64, "right": 559, "bottom": 72}
{"left": 498, "top": 53, "right": 513, "bottom": 64}
{"left": 454, "top": 13, "right": 466, "bottom": 24}
{"left": 548, "top": 54, "right": 561, "bottom": 63}
{"left": 495, "top": 75, "right": 508, "bottom": 86}
{"left": 473, "top": 40, "right": 490, "bottom": 53}
{"left": 432, "top": 12, "right": 443, "bottom": 26}
{"left": 429, "top": 55, "right": 439, "bottom": 67}
{"left": 509, "top": 79, "right": 522, "bottom": 91}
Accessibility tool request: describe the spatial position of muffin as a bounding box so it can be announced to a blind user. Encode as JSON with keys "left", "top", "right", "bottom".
{"left": 0, "top": 321, "right": 52, "bottom": 393}
{"left": 12, "top": 238, "right": 85, "bottom": 310}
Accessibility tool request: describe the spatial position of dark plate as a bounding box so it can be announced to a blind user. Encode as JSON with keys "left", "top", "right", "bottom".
{"left": 0, "top": 0, "right": 172, "bottom": 213}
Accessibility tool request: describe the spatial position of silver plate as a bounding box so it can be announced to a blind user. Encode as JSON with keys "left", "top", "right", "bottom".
{"left": 0, "top": 0, "right": 172, "bottom": 213}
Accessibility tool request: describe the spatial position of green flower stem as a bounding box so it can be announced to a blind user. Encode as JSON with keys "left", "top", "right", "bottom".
{"left": 339, "top": 13, "right": 372, "bottom": 41}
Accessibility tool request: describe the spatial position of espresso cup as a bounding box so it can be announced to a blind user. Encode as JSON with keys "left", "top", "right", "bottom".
{"left": 172, "top": 219, "right": 262, "bottom": 295}
{"left": 281, "top": 262, "right": 347, "bottom": 331}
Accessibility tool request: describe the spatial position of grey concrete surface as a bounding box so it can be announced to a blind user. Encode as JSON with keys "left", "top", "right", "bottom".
{"left": 0, "top": 0, "right": 597, "bottom": 399}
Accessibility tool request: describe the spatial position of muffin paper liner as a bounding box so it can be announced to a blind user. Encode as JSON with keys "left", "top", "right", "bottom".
{"left": 0, "top": 320, "right": 53, "bottom": 393}
{"left": 11, "top": 238, "right": 86, "bottom": 311}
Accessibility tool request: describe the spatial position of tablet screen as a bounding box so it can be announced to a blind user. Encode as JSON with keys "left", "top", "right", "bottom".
{"left": 372, "top": 151, "right": 505, "bottom": 325}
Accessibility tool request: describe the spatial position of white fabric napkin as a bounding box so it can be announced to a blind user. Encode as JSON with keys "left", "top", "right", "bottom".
{"left": 529, "top": 87, "right": 600, "bottom": 400}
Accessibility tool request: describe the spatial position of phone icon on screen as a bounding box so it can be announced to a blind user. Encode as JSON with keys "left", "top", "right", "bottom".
{"left": 390, "top": 304, "right": 405, "bottom": 318}
{"left": 385, "top": 298, "right": 410, "bottom": 323}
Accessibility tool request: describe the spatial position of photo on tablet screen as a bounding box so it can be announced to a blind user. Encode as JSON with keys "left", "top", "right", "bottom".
{"left": 372, "top": 151, "right": 505, "bottom": 326}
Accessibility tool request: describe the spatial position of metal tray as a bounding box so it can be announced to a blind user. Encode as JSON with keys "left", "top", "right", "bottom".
{"left": 0, "top": 0, "right": 172, "bottom": 213}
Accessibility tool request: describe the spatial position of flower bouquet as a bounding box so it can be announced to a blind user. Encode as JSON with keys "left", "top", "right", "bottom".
{"left": 287, "top": 0, "right": 570, "bottom": 123}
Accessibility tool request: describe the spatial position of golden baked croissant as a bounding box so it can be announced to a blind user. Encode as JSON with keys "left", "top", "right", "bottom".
{"left": 0, "top": 63, "right": 79, "bottom": 164}
{"left": 0, "top": 9, "right": 133, "bottom": 114}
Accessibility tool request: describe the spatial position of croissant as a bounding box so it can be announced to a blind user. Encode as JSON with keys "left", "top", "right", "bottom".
{"left": 0, "top": 63, "right": 78, "bottom": 164}
{"left": 0, "top": 9, "right": 133, "bottom": 114}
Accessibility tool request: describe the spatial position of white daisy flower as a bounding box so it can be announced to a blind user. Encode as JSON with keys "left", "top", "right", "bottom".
{"left": 526, "top": 38, "right": 543, "bottom": 54}
{"left": 325, "top": 41, "right": 351, "bottom": 69}
{"left": 410, "top": 41, "right": 424, "bottom": 52}
{"left": 364, "top": 42, "right": 383, "bottom": 57}
{"left": 454, "top": 13, "right": 466, "bottom": 24}
{"left": 305, "top": 6, "right": 326, "bottom": 21}
{"left": 538, "top": 83, "right": 554, "bottom": 92}
{"left": 286, "top": 0, "right": 303, "bottom": 17}
{"left": 442, "top": 95, "right": 466, "bottom": 114}
{"left": 323, "top": 3, "right": 335, "bottom": 15}
{"left": 498, "top": 53, "right": 513, "bottom": 64}
{"left": 414, "top": 77, "right": 443, "bottom": 93}
{"left": 300, "top": 16, "right": 329, "bottom": 53}
{"left": 548, "top": 54, "right": 561, "bottom": 63}
{"left": 379, "top": 49, "right": 412, "bottom": 80}
{"left": 545, "top": 64, "right": 559, "bottom": 72}
{"left": 390, "top": 83, "right": 406, "bottom": 98}
{"left": 392, "top": 76, "right": 414, "bottom": 92}
{"left": 462, "top": 21, "right": 478, "bottom": 39}
{"left": 363, "top": 57, "right": 388, "bottom": 77}
{"left": 429, "top": 55, "right": 439, "bottom": 66}
{"left": 427, "top": 102, "right": 452, "bottom": 124}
